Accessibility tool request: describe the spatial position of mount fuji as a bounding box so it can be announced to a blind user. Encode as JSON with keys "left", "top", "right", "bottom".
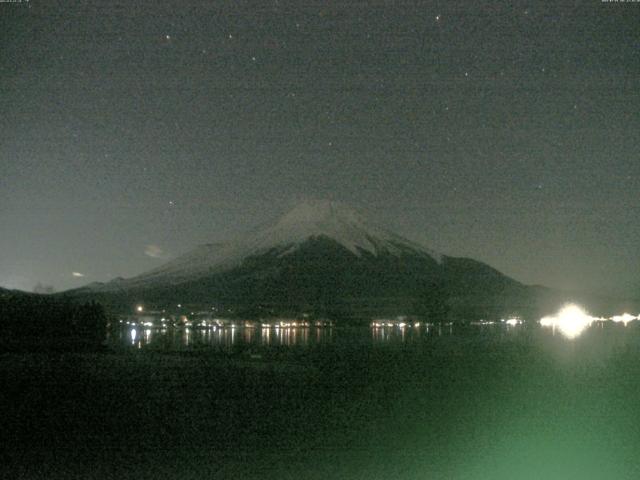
{"left": 66, "top": 200, "right": 541, "bottom": 320}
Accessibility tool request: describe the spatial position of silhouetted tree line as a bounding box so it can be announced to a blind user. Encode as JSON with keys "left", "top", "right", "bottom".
{"left": 0, "top": 294, "right": 107, "bottom": 345}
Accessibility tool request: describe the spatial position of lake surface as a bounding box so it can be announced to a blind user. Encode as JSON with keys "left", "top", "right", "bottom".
{"left": 4, "top": 321, "right": 640, "bottom": 479}
{"left": 108, "top": 320, "right": 637, "bottom": 354}
{"left": 110, "top": 322, "right": 520, "bottom": 351}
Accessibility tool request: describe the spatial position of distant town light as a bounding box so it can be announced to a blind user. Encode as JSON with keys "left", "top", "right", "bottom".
{"left": 540, "top": 304, "right": 593, "bottom": 339}
{"left": 136, "top": 305, "right": 143, "bottom": 312}
{"left": 611, "top": 313, "right": 637, "bottom": 326}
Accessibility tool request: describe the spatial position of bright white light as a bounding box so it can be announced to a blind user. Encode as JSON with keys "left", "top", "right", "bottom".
{"left": 539, "top": 316, "right": 555, "bottom": 327}
{"left": 610, "top": 313, "right": 637, "bottom": 326}
{"left": 130, "top": 328, "right": 137, "bottom": 343}
{"left": 136, "top": 305, "right": 143, "bottom": 312}
{"left": 505, "top": 318, "right": 521, "bottom": 326}
{"left": 540, "top": 304, "right": 594, "bottom": 339}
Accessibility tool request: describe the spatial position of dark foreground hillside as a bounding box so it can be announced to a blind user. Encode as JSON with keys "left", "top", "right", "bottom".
{"left": 0, "top": 292, "right": 107, "bottom": 352}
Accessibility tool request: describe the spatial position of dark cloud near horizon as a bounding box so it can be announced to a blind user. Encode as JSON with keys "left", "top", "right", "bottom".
{"left": 1, "top": 0, "right": 639, "bottom": 296}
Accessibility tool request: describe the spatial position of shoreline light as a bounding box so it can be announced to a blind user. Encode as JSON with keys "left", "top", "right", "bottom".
{"left": 611, "top": 313, "right": 638, "bottom": 326}
{"left": 540, "top": 304, "right": 594, "bottom": 339}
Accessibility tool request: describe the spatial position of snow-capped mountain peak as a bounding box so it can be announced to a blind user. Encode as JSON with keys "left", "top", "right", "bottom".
{"left": 275, "top": 200, "right": 365, "bottom": 229}
{"left": 250, "top": 200, "right": 388, "bottom": 255}
{"left": 93, "top": 200, "right": 442, "bottom": 289}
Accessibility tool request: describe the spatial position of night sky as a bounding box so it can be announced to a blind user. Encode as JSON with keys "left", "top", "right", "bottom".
{"left": 1, "top": 1, "right": 639, "bottom": 296}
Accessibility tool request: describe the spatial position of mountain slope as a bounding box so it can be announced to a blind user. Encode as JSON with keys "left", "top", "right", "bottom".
{"left": 66, "top": 200, "right": 540, "bottom": 319}
{"left": 89, "top": 200, "right": 443, "bottom": 291}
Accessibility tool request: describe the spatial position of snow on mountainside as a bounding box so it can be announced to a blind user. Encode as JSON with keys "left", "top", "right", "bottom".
{"left": 245, "top": 200, "right": 441, "bottom": 260}
{"left": 90, "top": 200, "right": 443, "bottom": 290}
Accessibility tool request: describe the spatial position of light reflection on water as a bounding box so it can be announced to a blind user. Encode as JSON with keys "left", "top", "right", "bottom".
{"left": 114, "top": 325, "right": 337, "bottom": 350}
{"left": 111, "top": 319, "right": 640, "bottom": 352}
{"left": 113, "top": 323, "right": 503, "bottom": 350}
